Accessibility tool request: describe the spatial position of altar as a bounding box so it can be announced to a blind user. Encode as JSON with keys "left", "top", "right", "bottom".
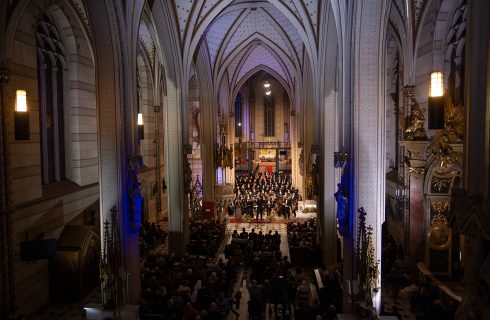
{"left": 296, "top": 200, "right": 317, "bottom": 219}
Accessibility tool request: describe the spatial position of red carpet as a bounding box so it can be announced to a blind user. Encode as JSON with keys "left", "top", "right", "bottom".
{"left": 229, "top": 218, "right": 289, "bottom": 224}
{"left": 229, "top": 218, "right": 266, "bottom": 223}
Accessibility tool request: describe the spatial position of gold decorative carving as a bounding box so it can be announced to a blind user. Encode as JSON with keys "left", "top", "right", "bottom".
{"left": 427, "top": 133, "right": 459, "bottom": 170}
{"left": 426, "top": 105, "right": 463, "bottom": 169}
{"left": 407, "top": 166, "right": 425, "bottom": 178}
{"left": 431, "top": 213, "right": 448, "bottom": 226}
{"left": 431, "top": 201, "right": 449, "bottom": 215}
{"left": 214, "top": 144, "right": 233, "bottom": 169}
{"left": 356, "top": 208, "right": 380, "bottom": 308}
{"left": 404, "top": 100, "right": 428, "bottom": 140}
{"left": 444, "top": 104, "right": 464, "bottom": 143}
{"left": 428, "top": 224, "right": 451, "bottom": 251}
{"left": 431, "top": 177, "right": 452, "bottom": 192}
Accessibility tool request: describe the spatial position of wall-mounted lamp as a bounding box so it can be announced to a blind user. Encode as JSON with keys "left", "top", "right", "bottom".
{"left": 14, "top": 89, "right": 30, "bottom": 140}
{"left": 137, "top": 112, "right": 144, "bottom": 140}
{"left": 237, "top": 122, "right": 242, "bottom": 127}
{"left": 428, "top": 71, "right": 445, "bottom": 129}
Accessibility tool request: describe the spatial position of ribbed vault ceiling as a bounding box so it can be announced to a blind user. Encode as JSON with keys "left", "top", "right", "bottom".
{"left": 171, "top": 0, "right": 320, "bottom": 94}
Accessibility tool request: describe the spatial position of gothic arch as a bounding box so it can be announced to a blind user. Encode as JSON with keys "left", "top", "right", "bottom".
{"left": 415, "top": 0, "right": 462, "bottom": 72}
{"left": 183, "top": 0, "right": 317, "bottom": 84}
{"left": 215, "top": 34, "right": 297, "bottom": 88}
{"left": 5, "top": 0, "right": 98, "bottom": 199}
{"left": 231, "top": 65, "right": 292, "bottom": 108}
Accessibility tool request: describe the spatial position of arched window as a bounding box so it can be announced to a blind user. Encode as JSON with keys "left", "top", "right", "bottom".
{"left": 234, "top": 93, "right": 243, "bottom": 138}
{"left": 37, "top": 14, "right": 66, "bottom": 185}
{"left": 264, "top": 94, "right": 275, "bottom": 137}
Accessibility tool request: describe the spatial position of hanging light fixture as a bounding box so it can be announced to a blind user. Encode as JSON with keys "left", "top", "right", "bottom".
{"left": 14, "top": 89, "right": 30, "bottom": 140}
{"left": 428, "top": 71, "right": 445, "bottom": 129}
{"left": 264, "top": 80, "right": 270, "bottom": 88}
{"left": 137, "top": 112, "right": 144, "bottom": 139}
{"left": 265, "top": 89, "right": 272, "bottom": 96}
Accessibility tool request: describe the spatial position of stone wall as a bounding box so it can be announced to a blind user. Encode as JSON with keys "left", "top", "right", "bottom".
{"left": 11, "top": 183, "right": 99, "bottom": 315}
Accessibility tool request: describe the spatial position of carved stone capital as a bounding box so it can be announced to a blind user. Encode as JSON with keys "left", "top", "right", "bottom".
{"left": 406, "top": 166, "right": 425, "bottom": 179}
{"left": 399, "top": 140, "right": 429, "bottom": 166}
{"left": 403, "top": 86, "right": 414, "bottom": 98}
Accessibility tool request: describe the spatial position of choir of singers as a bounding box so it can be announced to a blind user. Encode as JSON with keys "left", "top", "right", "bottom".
{"left": 229, "top": 170, "right": 300, "bottom": 220}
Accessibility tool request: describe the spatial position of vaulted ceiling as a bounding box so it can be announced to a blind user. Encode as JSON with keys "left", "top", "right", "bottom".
{"left": 170, "top": 0, "right": 321, "bottom": 96}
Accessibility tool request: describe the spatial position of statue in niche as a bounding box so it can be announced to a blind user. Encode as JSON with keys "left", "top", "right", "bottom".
{"left": 335, "top": 166, "right": 350, "bottom": 235}
{"left": 335, "top": 184, "right": 348, "bottom": 223}
{"left": 404, "top": 100, "right": 428, "bottom": 140}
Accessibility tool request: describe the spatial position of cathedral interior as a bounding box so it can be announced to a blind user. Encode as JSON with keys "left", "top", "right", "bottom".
{"left": 0, "top": 0, "right": 489, "bottom": 319}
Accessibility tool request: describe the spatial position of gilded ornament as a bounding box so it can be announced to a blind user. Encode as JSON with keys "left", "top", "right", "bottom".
{"left": 428, "top": 224, "right": 451, "bottom": 251}
{"left": 431, "top": 177, "right": 451, "bottom": 193}
{"left": 431, "top": 201, "right": 449, "bottom": 215}
{"left": 444, "top": 104, "right": 464, "bottom": 143}
{"left": 406, "top": 166, "right": 425, "bottom": 178}
{"left": 404, "top": 101, "right": 428, "bottom": 140}
{"left": 431, "top": 213, "right": 448, "bottom": 226}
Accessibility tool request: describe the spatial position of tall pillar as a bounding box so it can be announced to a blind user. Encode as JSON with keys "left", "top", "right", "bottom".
{"left": 452, "top": 0, "right": 490, "bottom": 317}
{"left": 249, "top": 93, "right": 255, "bottom": 141}
{"left": 351, "top": 0, "right": 389, "bottom": 313}
{"left": 399, "top": 141, "right": 428, "bottom": 261}
{"left": 85, "top": 0, "right": 144, "bottom": 306}
{"left": 165, "top": 84, "right": 185, "bottom": 256}
{"left": 399, "top": 85, "right": 429, "bottom": 261}
{"left": 0, "top": 67, "right": 15, "bottom": 318}
{"left": 200, "top": 96, "right": 215, "bottom": 201}
{"left": 320, "top": 7, "right": 339, "bottom": 266}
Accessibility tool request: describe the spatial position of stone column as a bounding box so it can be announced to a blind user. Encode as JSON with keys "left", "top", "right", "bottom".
{"left": 85, "top": 0, "right": 143, "bottom": 306}
{"left": 399, "top": 141, "right": 429, "bottom": 261}
{"left": 200, "top": 98, "right": 215, "bottom": 201}
{"left": 249, "top": 93, "right": 255, "bottom": 142}
{"left": 0, "top": 67, "right": 15, "bottom": 318}
{"left": 451, "top": 1, "right": 490, "bottom": 317}
{"left": 165, "top": 82, "right": 185, "bottom": 255}
{"left": 351, "top": 0, "right": 389, "bottom": 312}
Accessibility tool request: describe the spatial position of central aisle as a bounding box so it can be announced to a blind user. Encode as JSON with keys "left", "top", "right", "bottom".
{"left": 224, "top": 222, "right": 290, "bottom": 259}
{"left": 219, "top": 220, "right": 293, "bottom": 320}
